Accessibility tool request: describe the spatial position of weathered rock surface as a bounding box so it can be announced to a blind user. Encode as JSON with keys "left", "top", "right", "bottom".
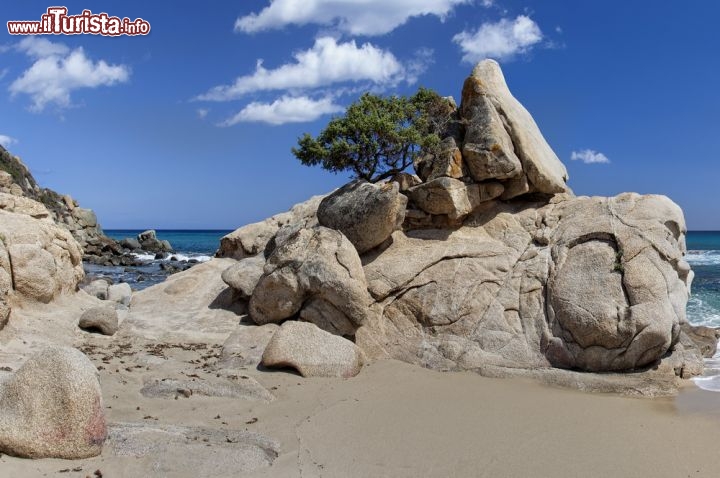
{"left": 543, "top": 194, "right": 690, "bottom": 371}
{"left": 0, "top": 208, "right": 84, "bottom": 306}
{"left": 459, "top": 59, "right": 570, "bottom": 196}
{"left": 140, "top": 376, "right": 274, "bottom": 402}
{"left": 0, "top": 170, "right": 12, "bottom": 189}
{"left": 72, "top": 207, "right": 97, "bottom": 229}
{"left": 108, "top": 282, "right": 132, "bottom": 306}
{"left": 249, "top": 227, "right": 376, "bottom": 333}
{"left": 0, "top": 192, "right": 83, "bottom": 330}
{"left": 82, "top": 278, "right": 110, "bottom": 300}
{"left": 120, "top": 237, "right": 141, "bottom": 250}
{"left": 216, "top": 195, "right": 323, "bottom": 259}
{"left": 219, "top": 323, "right": 280, "bottom": 369}
{"left": 357, "top": 193, "right": 694, "bottom": 377}
{"left": 79, "top": 307, "right": 119, "bottom": 335}
{"left": 401, "top": 59, "right": 571, "bottom": 230}
{"left": 407, "top": 177, "right": 504, "bottom": 220}
{"left": 681, "top": 322, "right": 720, "bottom": 358}
{"left": 107, "top": 423, "right": 279, "bottom": 475}
{"left": 0, "top": 192, "right": 52, "bottom": 219}
{"left": 390, "top": 172, "right": 422, "bottom": 192}
{"left": 414, "top": 137, "right": 466, "bottom": 181}
{"left": 262, "top": 321, "right": 363, "bottom": 378}
{"left": 221, "top": 254, "right": 265, "bottom": 299}
{"left": 122, "top": 258, "right": 243, "bottom": 343}
{"left": 138, "top": 229, "right": 173, "bottom": 253}
{"left": 317, "top": 180, "right": 407, "bottom": 254}
{"left": 0, "top": 346, "right": 106, "bottom": 459}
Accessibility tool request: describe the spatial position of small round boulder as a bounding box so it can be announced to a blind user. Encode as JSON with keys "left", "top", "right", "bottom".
{"left": 79, "top": 307, "right": 119, "bottom": 336}
{"left": 0, "top": 346, "right": 107, "bottom": 458}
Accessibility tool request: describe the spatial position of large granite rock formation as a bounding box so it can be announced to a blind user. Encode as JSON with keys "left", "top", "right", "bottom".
{"left": 0, "top": 205, "right": 84, "bottom": 325}
{"left": 215, "top": 60, "right": 706, "bottom": 393}
{"left": 358, "top": 192, "right": 692, "bottom": 375}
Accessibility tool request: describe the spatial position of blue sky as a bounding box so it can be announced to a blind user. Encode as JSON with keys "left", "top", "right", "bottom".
{"left": 1, "top": 1, "right": 719, "bottom": 229}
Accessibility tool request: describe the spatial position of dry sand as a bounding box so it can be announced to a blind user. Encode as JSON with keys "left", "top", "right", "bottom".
{"left": 2, "top": 260, "right": 720, "bottom": 477}
{"left": 2, "top": 357, "right": 720, "bottom": 478}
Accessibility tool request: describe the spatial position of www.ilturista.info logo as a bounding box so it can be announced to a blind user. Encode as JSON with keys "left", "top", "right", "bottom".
{"left": 7, "top": 7, "right": 150, "bottom": 36}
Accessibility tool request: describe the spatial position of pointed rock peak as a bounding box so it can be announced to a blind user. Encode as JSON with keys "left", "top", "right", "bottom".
{"left": 469, "top": 59, "right": 507, "bottom": 91}
{"left": 459, "top": 59, "right": 571, "bottom": 198}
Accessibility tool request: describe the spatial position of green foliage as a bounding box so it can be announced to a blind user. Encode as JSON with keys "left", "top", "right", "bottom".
{"left": 37, "top": 188, "right": 63, "bottom": 214}
{"left": 0, "top": 149, "right": 27, "bottom": 186}
{"left": 292, "top": 88, "right": 449, "bottom": 183}
{"left": 0, "top": 147, "right": 64, "bottom": 214}
{"left": 613, "top": 251, "right": 624, "bottom": 273}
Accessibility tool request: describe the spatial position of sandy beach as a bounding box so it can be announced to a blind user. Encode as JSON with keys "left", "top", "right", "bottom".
{"left": 2, "top": 354, "right": 720, "bottom": 478}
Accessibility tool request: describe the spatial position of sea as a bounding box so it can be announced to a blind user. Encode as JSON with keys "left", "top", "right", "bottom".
{"left": 84, "top": 229, "right": 232, "bottom": 290}
{"left": 685, "top": 232, "right": 720, "bottom": 391}
{"left": 86, "top": 229, "right": 720, "bottom": 388}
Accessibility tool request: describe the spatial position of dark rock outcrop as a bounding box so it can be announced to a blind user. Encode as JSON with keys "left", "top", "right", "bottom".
{"left": 137, "top": 229, "right": 173, "bottom": 253}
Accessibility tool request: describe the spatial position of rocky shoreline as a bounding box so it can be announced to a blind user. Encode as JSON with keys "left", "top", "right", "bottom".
{"left": 0, "top": 60, "right": 717, "bottom": 474}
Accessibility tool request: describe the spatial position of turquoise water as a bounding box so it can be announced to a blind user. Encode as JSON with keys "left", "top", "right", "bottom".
{"left": 686, "top": 232, "right": 720, "bottom": 328}
{"left": 85, "top": 229, "right": 232, "bottom": 289}
{"left": 104, "top": 229, "right": 232, "bottom": 259}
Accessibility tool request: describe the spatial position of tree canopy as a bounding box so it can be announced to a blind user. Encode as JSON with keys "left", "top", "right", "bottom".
{"left": 292, "top": 88, "right": 450, "bottom": 183}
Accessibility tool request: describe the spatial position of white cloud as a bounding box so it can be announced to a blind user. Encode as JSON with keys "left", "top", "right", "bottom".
{"left": 198, "top": 37, "right": 405, "bottom": 101}
{"left": 236, "top": 0, "right": 472, "bottom": 36}
{"left": 9, "top": 37, "right": 130, "bottom": 111}
{"left": 221, "top": 95, "right": 343, "bottom": 126}
{"left": 571, "top": 149, "right": 610, "bottom": 164}
{"left": 453, "top": 15, "right": 543, "bottom": 63}
{"left": 16, "top": 37, "right": 69, "bottom": 58}
{"left": 0, "top": 135, "right": 17, "bottom": 148}
{"left": 405, "top": 48, "right": 435, "bottom": 85}
{"left": 197, "top": 108, "right": 209, "bottom": 119}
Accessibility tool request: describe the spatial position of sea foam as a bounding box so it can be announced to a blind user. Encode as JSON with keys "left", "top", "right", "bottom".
{"left": 686, "top": 250, "right": 720, "bottom": 266}
{"left": 131, "top": 252, "right": 212, "bottom": 263}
